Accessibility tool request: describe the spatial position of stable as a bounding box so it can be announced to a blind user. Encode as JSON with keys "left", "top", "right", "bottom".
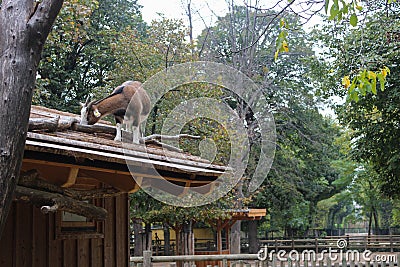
{"left": 0, "top": 106, "right": 225, "bottom": 267}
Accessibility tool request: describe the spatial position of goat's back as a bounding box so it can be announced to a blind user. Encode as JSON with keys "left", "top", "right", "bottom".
{"left": 115, "top": 81, "right": 150, "bottom": 116}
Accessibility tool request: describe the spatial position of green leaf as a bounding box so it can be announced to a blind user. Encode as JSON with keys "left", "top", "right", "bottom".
{"left": 350, "top": 13, "right": 358, "bottom": 26}
{"left": 341, "top": 1, "right": 349, "bottom": 14}
{"left": 377, "top": 73, "right": 385, "bottom": 91}
{"left": 371, "top": 77, "right": 377, "bottom": 94}
{"left": 329, "top": 4, "right": 340, "bottom": 19}
{"left": 325, "top": 0, "right": 329, "bottom": 13}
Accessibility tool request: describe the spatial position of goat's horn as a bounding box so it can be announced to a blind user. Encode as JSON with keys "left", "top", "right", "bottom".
{"left": 85, "top": 95, "right": 91, "bottom": 105}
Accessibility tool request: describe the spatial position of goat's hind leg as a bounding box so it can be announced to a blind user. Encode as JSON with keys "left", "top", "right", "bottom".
{"left": 113, "top": 115, "right": 124, "bottom": 141}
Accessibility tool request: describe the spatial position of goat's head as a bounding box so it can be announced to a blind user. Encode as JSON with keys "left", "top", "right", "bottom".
{"left": 80, "top": 96, "right": 102, "bottom": 125}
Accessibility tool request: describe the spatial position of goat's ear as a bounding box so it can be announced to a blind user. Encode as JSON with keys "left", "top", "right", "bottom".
{"left": 80, "top": 102, "right": 85, "bottom": 107}
{"left": 94, "top": 108, "right": 102, "bottom": 118}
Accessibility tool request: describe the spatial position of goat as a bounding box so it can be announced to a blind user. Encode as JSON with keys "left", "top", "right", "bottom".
{"left": 80, "top": 81, "right": 150, "bottom": 144}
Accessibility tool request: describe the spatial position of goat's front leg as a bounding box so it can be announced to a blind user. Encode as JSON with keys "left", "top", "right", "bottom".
{"left": 132, "top": 126, "right": 140, "bottom": 144}
{"left": 114, "top": 123, "right": 122, "bottom": 141}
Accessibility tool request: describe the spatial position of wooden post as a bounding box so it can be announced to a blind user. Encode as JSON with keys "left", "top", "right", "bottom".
{"left": 143, "top": 250, "right": 152, "bottom": 267}
{"left": 390, "top": 235, "right": 393, "bottom": 253}
{"left": 312, "top": 259, "right": 316, "bottom": 267}
{"left": 272, "top": 255, "right": 277, "bottom": 267}
{"left": 217, "top": 221, "right": 222, "bottom": 254}
{"left": 341, "top": 255, "right": 346, "bottom": 267}
{"left": 327, "top": 257, "right": 331, "bottom": 267}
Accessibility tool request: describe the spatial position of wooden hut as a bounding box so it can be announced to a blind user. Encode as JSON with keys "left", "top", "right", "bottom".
{"left": 0, "top": 106, "right": 225, "bottom": 267}
{"left": 195, "top": 208, "right": 266, "bottom": 267}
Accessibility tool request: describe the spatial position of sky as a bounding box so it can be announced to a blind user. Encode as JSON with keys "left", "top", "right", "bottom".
{"left": 137, "top": 0, "right": 230, "bottom": 36}
{"left": 137, "top": 0, "right": 325, "bottom": 36}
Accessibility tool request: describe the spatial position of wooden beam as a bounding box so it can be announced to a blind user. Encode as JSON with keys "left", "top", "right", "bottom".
{"left": 178, "top": 181, "right": 191, "bottom": 197}
{"left": 28, "top": 116, "right": 59, "bottom": 132}
{"left": 129, "top": 176, "right": 143, "bottom": 193}
{"left": 26, "top": 132, "right": 228, "bottom": 171}
{"left": 18, "top": 169, "right": 122, "bottom": 200}
{"left": 28, "top": 116, "right": 79, "bottom": 132}
{"left": 14, "top": 186, "right": 107, "bottom": 221}
{"left": 23, "top": 159, "right": 216, "bottom": 184}
{"left": 71, "top": 123, "right": 116, "bottom": 135}
{"left": 142, "top": 134, "right": 201, "bottom": 142}
{"left": 62, "top": 167, "right": 79, "bottom": 188}
{"left": 25, "top": 139, "right": 226, "bottom": 175}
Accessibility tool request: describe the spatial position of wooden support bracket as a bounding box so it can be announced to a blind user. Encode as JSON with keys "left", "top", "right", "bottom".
{"left": 62, "top": 167, "right": 79, "bottom": 188}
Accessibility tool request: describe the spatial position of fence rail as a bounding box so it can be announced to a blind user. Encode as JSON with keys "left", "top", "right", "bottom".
{"left": 258, "top": 236, "right": 400, "bottom": 253}
{"left": 130, "top": 251, "right": 400, "bottom": 267}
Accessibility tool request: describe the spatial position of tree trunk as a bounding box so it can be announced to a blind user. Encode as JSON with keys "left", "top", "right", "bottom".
{"left": 0, "top": 0, "right": 64, "bottom": 238}
{"left": 230, "top": 221, "right": 241, "bottom": 254}
{"left": 179, "top": 221, "right": 194, "bottom": 267}
{"left": 248, "top": 220, "right": 258, "bottom": 254}
{"left": 368, "top": 211, "right": 373, "bottom": 237}
{"left": 14, "top": 186, "right": 107, "bottom": 220}
{"left": 163, "top": 223, "right": 171, "bottom": 256}
{"left": 133, "top": 218, "right": 144, "bottom": 256}
{"left": 144, "top": 223, "right": 152, "bottom": 251}
{"left": 372, "top": 207, "right": 379, "bottom": 235}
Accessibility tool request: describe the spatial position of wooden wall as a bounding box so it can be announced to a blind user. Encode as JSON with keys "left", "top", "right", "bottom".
{"left": 0, "top": 194, "right": 129, "bottom": 267}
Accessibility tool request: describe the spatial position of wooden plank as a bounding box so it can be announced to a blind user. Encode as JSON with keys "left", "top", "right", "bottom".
{"left": 15, "top": 202, "right": 33, "bottom": 267}
{"left": 77, "top": 239, "right": 90, "bottom": 267}
{"left": 32, "top": 206, "right": 47, "bottom": 267}
{"left": 0, "top": 203, "right": 15, "bottom": 267}
{"left": 26, "top": 132, "right": 227, "bottom": 171}
{"left": 91, "top": 237, "right": 104, "bottom": 267}
{"left": 63, "top": 239, "right": 78, "bottom": 267}
{"left": 25, "top": 140, "right": 226, "bottom": 175}
{"left": 115, "top": 194, "right": 129, "bottom": 267}
{"left": 23, "top": 158, "right": 216, "bottom": 193}
{"left": 104, "top": 197, "right": 116, "bottom": 267}
{"left": 90, "top": 198, "right": 105, "bottom": 267}
{"left": 48, "top": 212, "right": 63, "bottom": 267}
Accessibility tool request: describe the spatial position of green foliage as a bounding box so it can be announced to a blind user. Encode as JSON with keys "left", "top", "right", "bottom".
{"left": 274, "top": 19, "right": 289, "bottom": 60}
{"left": 322, "top": 0, "right": 398, "bottom": 97}
{"left": 312, "top": 4, "right": 400, "bottom": 198}
{"left": 345, "top": 67, "right": 390, "bottom": 102}
{"left": 197, "top": 6, "right": 345, "bottom": 236}
{"left": 110, "top": 18, "right": 193, "bottom": 85}
{"left": 130, "top": 189, "right": 236, "bottom": 228}
{"left": 326, "top": 0, "right": 362, "bottom": 25}
{"left": 34, "top": 0, "right": 146, "bottom": 113}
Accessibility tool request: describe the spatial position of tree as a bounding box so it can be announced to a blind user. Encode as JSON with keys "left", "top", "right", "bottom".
{"left": 311, "top": 1, "right": 400, "bottom": 198}
{"left": 34, "top": 0, "right": 146, "bottom": 114}
{"left": 0, "top": 0, "right": 63, "bottom": 236}
{"left": 196, "top": 3, "right": 344, "bottom": 238}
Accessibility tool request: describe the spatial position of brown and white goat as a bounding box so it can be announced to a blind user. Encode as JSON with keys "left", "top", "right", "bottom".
{"left": 80, "top": 81, "right": 150, "bottom": 144}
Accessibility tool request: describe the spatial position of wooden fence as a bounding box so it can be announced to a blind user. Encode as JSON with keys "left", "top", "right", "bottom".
{"left": 258, "top": 235, "right": 400, "bottom": 253}
{"left": 144, "top": 235, "right": 400, "bottom": 256}
{"left": 130, "top": 251, "right": 400, "bottom": 267}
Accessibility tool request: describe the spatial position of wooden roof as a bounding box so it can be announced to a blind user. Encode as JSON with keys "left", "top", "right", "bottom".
{"left": 23, "top": 106, "right": 227, "bottom": 193}
{"left": 230, "top": 208, "right": 267, "bottom": 220}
